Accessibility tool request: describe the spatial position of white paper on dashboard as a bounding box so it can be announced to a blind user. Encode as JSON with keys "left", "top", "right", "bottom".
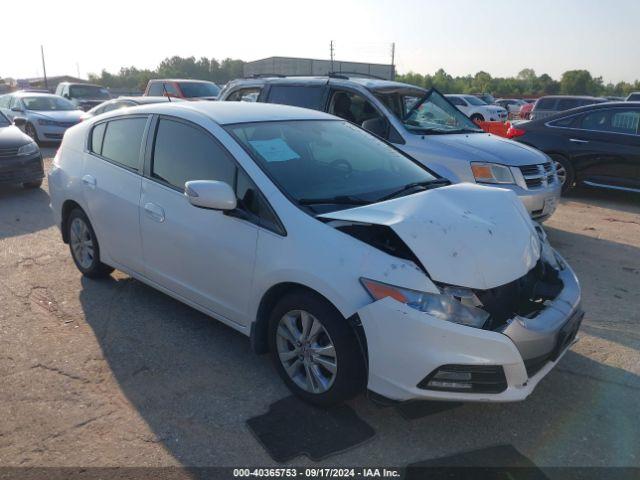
{"left": 249, "top": 138, "right": 300, "bottom": 162}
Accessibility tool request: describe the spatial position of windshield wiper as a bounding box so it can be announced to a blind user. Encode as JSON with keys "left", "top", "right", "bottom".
{"left": 378, "top": 179, "right": 450, "bottom": 201}
{"left": 298, "top": 195, "right": 370, "bottom": 206}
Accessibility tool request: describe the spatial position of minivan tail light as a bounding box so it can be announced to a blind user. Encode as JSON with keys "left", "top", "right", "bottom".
{"left": 506, "top": 126, "right": 526, "bottom": 138}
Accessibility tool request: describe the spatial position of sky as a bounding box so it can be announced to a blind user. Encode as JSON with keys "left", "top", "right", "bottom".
{"left": 2, "top": 0, "right": 639, "bottom": 84}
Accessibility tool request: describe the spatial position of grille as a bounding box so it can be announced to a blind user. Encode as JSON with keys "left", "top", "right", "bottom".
{"left": 0, "top": 147, "right": 20, "bottom": 158}
{"left": 519, "top": 162, "right": 557, "bottom": 189}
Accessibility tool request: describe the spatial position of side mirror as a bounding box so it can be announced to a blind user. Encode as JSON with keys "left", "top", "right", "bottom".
{"left": 185, "top": 180, "right": 237, "bottom": 211}
{"left": 362, "top": 117, "right": 388, "bottom": 138}
{"left": 11, "top": 106, "right": 23, "bottom": 112}
{"left": 13, "top": 117, "right": 26, "bottom": 127}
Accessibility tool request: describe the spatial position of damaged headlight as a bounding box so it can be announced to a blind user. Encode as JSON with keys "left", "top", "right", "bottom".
{"left": 534, "top": 224, "right": 562, "bottom": 270}
{"left": 360, "top": 278, "right": 489, "bottom": 328}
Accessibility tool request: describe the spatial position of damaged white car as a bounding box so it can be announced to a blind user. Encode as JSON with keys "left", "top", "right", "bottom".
{"left": 48, "top": 102, "right": 583, "bottom": 406}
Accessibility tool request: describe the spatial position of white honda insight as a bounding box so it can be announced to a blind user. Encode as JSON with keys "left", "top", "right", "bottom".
{"left": 48, "top": 102, "right": 583, "bottom": 406}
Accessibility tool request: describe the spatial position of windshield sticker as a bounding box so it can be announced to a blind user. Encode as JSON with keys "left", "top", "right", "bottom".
{"left": 249, "top": 138, "right": 300, "bottom": 162}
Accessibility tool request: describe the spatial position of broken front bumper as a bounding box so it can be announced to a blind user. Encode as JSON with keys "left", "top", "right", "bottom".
{"left": 357, "top": 254, "right": 582, "bottom": 402}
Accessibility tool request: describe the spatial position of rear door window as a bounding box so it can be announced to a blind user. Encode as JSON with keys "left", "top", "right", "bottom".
{"left": 267, "top": 85, "right": 326, "bottom": 110}
{"left": 100, "top": 117, "right": 147, "bottom": 170}
{"left": 579, "top": 109, "right": 640, "bottom": 135}
{"left": 557, "top": 98, "right": 581, "bottom": 110}
{"left": 535, "top": 98, "right": 556, "bottom": 110}
{"left": 147, "top": 82, "right": 163, "bottom": 96}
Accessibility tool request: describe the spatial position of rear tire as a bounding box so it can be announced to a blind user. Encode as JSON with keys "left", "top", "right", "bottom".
{"left": 268, "top": 290, "right": 367, "bottom": 407}
{"left": 67, "top": 208, "right": 114, "bottom": 278}
{"left": 470, "top": 113, "right": 484, "bottom": 123}
{"left": 23, "top": 180, "right": 43, "bottom": 189}
{"left": 549, "top": 154, "right": 574, "bottom": 194}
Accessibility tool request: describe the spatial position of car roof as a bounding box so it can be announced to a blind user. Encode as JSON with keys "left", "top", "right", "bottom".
{"left": 115, "top": 96, "right": 174, "bottom": 104}
{"left": 536, "top": 95, "right": 603, "bottom": 100}
{"left": 226, "top": 75, "right": 426, "bottom": 92}
{"left": 118, "top": 100, "right": 336, "bottom": 125}
{"left": 149, "top": 78, "right": 217, "bottom": 84}
{"left": 528, "top": 101, "right": 640, "bottom": 123}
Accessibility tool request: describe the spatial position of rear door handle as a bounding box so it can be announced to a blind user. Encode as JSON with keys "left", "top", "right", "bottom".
{"left": 569, "top": 138, "right": 589, "bottom": 144}
{"left": 82, "top": 174, "right": 97, "bottom": 189}
{"left": 144, "top": 202, "right": 165, "bottom": 223}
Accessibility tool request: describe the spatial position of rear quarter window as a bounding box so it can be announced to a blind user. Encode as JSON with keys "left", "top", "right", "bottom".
{"left": 267, "top": 85, "right": 325, "bottom": 110}
{"left": 535, "top": 98, "right": 556, "bottom": 110}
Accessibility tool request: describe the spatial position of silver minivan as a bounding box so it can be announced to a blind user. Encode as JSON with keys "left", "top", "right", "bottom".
{"left": 219, "top": 76, "right": 561, "bottom": 221}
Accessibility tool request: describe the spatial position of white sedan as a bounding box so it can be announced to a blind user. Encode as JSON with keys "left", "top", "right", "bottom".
{"left": 48, "top": 102, "right": 582, "bottom": 406}
{"left": 446, "top": 94, "right": 508, "bottom": 122}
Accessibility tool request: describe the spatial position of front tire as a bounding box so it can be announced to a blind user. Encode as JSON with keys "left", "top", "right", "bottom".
{"left": 550, "top": 154, "right": 574, "bottom": 194}
{"left": 67, "top": 208, "right": 114, "bottom": 278}
{"left": 268, "top": 291, "right": 367, "bottom": 407}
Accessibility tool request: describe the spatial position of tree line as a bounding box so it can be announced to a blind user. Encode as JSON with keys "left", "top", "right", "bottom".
{"left": 87, "top": 56, "right": 640, "bottom": 97}
{"left": 396, "top": 68, "right": 640, "bottom": 98}
{"left": 87, "top": 56, "right": 244, "bottom": 91}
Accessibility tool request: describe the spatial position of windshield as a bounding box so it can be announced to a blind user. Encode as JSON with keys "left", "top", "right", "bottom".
{"left": 464, "top": 96, "right": 487, "bottom": 106}
{"left": 393, "top": 90, "right": 483, "bottom": 134}
{"left": 22, "top": 96, "right": 77, "bottom": 111}
{"left": 227, "top": 120, "right": 439, "bottom": 213}
{"left": 69, "top": 85, "right": 110, "bottom": 100}
{"left": 178, "top": 81, "right": 220, "bottom": 98}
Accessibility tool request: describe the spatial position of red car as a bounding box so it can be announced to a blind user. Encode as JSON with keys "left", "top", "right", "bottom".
{"left": 143, "top": 79, "right": 220, "bottom": 100}
{"left": 519, "top": 100, "right": 536, "bottom": 119}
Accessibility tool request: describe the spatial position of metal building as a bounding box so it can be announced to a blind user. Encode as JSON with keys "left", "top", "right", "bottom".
{"left": 243, "top": 56, "right": 395, "bottom": 80}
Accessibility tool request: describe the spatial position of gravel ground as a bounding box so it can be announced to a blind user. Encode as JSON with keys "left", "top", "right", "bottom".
{"left": 0, "top": 148, "right": 638, "bottom": 468}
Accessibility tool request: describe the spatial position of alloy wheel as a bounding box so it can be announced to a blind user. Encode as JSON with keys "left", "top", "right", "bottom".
{"left": 275, "top": 309, "right": 337, "bottom": 394}
{"left": 69, "top": 217, "right": 95, "bottom": 269}
{"left": 553, "top": 160, "right": 567, "bottom": 186}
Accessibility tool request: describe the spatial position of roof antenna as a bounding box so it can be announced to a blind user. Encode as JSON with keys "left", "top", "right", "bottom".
{"left": 162, "top": 83, "right": 172, "bottom": 102}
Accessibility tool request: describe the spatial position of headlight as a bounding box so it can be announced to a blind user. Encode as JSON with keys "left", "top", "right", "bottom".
{"left": 360, "top": 278, "right": 489, "bottom": 328}
{"left": 17, "top": 142, "right": 39, "bottom": 156}
{"left": 471, "top": 162, "right": 515, "bottom": 184}
{"left": 534, "top": 224, "right": 562, "bottom": 270}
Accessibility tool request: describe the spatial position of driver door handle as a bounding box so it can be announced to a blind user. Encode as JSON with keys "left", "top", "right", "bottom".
{"left": 82, "top": 174, "right": 97, "bottom": 189}
{"left": 144, "top": 202, "right": 165, "bottom": 223}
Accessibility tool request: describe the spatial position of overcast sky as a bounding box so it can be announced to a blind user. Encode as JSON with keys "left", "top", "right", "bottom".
{"left": 3, "top": 0, "right": 639, "bottom": 83}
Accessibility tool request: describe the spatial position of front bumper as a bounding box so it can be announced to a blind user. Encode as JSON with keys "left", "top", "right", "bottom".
{"left": 34, "top": 123, "right": 79, "bottom": 142}
{"left": 489, "top": 182, "right": 561, "bottom": 221}
{"left": 357, "top": 255, "right": 582, "bottom": 402}
{"left": 0, "top": 153, "right": 44, "bottom": 185}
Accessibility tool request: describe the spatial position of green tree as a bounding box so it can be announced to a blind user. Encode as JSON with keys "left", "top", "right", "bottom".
{"left": 560, "top": 70, "right": 602, "bottom": 95}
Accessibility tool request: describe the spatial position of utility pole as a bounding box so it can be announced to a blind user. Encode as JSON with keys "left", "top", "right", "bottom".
{"left": 390, "top": 42, "right": 396, "bottom": 80}
{"left": 330, "top": 40, "right": 335, "bottom": 73}
{"left": 41, "top": 45, "right": 48, "bottom": 91}
{"left": 76, "top": 62, "right": 81, "bottom": 79}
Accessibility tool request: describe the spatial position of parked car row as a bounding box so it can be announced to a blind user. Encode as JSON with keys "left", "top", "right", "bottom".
{"left": 217, "top": 76, "right": 560, "bottom": 220}
{"left": 47, "top": 101, "right": 584, "bottom": 406}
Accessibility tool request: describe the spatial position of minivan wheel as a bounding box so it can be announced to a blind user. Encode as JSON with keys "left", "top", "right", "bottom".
{"left": 268, "top": 291, "right": 367, "bottom": 407}
{"left": 67, "top": 209, "right": 114, "bottom": 278}
{"left": 550, "top": 154, "right": 574, "bottom": 194}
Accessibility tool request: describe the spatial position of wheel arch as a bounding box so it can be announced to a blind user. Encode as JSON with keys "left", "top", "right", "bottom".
{"left": 60, "top": 199, "right": 84, "bottom": 243}
{"left": 250, "top": 282, "right": 367, "bottom": 361}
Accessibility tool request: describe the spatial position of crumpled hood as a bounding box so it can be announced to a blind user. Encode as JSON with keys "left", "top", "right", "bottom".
{"left": 421, "top": 132, "right": 548, "bottom": 167}
{"left": 320, "top": 183, "right": 541, "bottom": 290}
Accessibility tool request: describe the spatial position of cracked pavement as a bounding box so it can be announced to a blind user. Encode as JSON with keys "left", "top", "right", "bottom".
{"left": 0, "top": 149, "right": 639, "bottom": 467}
